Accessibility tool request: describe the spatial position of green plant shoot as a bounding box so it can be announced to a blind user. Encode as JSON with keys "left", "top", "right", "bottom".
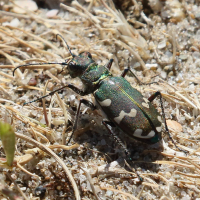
{"left": 0, "top": 121, "right": 15, "bottom": 166}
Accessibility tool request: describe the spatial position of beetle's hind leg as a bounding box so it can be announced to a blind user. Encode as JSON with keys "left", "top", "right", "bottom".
{"left": 148, "top": 91, "right": 187, "bottom": 154}
{"left": 102, "top": 120, "right": 143, "bottom": 181}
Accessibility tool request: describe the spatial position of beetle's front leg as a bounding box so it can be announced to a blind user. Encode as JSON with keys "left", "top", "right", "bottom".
{"left": 24, "top": 83, "right": 90, "bottom": 105}
{"left": 148, "top": 91, "right": 187, "bottom": 154}
{"left": 67, "top": 99, "right": 96, "bottom": 144}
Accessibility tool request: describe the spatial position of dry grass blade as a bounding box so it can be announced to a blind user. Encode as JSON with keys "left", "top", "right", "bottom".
{"left": 79, "top": 164, "right": 100, "bottom": 200}
{"left": 0, "top": 10, "right": 30, "bottom": 19}
{"left": 29, "top": 127, "right": 49, "bottom": 142}
{"left": 72, "top": 1, "right": 100, "bottom": 24}
{"left": 15, "top": 154, "right": 34, "bottom": 165}
{"left": 175, "top": 171, "right": 200, "bottom": 178}
{"left": 99, "top": 0, "right": 148, "bottom": 49}
{"left": 142, "top": 173, "right": 169, "bottom": 186}
{"left": 7, "top": 26, "right": 64, "bottom": 57}
{"left": 100, "top": 186, "right": 139, "bottom": 200}
{"left": 42, "top": 80, "right": 49, "bottom": 126}
{"left": 0, "top": 0, "right": 199, "bottom": 199}
{"left": 15, "top": 132, "right": 81, "bottom": 200}
{"left": 55, "top": 92, "right": 72, "bottom": 122}
{"left": 48, "top": 143, "right": 79, "bottom": 150}
{"left": 0, "top": 71, "right": 14, "bottom": 80}
{"left": 0, "top": 85, "right": 12, "bottom": 99}
{"left": 154, "top": 160, "right": 195, "bottom": 170}
{"left": 60, "top": 3, "right": 91, "bottom": 23}
{"left": 0, "top": 27, "right": 56, "bottom": 57}
{"left": 0, "top": 49, "right": 23, "bottom": 78}
{"left": 6, "top": 172, "right": 29, "bottom": 200}
{"left": 0, "top": 65, "right": 14, "bottom": 69}
{"left": 0, "top": 182, "right": 23, "bottom": 200}
{"left": 17, "top": 161, "right": 40, "bottom": 179}
{"left": 4, "top": 105, "right": 50, "bottom": 134}
{"left": 142, "top": 182, "right": 159, "bottom": 188}
{"left": 114, "top": 39, "right": 147, "bottom": 71}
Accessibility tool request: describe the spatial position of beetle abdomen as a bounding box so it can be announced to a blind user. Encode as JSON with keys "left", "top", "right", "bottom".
{"left": 94, "top": 76, "right": 162, "bottom": 143}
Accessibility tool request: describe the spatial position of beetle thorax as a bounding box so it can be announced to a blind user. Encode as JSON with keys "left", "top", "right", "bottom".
{"left": 81, "top": 63, "right": 111, "bottom": 91}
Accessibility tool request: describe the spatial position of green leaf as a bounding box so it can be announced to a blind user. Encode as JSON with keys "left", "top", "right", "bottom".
{"left": 0, "top": 121, "right": 15, "bottom": 166}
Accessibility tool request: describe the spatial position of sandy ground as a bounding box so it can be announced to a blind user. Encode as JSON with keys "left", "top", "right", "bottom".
{"left": 0, "top": 0, "right": 200, "bottom": 199}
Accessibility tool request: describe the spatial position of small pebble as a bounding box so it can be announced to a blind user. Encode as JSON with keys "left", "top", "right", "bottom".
{"left": 145, "top": 63, "right": 158, "bottom": 70}
{"left": 13, "top": 0, "right": 38, "bottom": 14}
{"left": 46, "top": 9, "right": 59, "bottom": 18}
{"left": 28, "top": 78, "right": 37, "bottom": 86}
{"left": 35, "top": 186, "right": 46, "bottom": 198}
{"left": 158, "top": 40, "right": 166, "bottom": 49}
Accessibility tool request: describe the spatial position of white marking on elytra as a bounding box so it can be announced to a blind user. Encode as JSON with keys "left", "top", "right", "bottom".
{"left": 98, "top": 99, "right": 112, "bottom": 107}
{"left": 114, "top": 108, "right": 137, "bottom": 124}
{"left": 142, "top": 98, "right": 150, "bottom": 108}
{"left": 143, "top": 98, "right": 149, "bottom": 103}
{"left": 133, "top": 129, "right": 142, "bottom": 135}
{"left": 156, "top": 126, "right": 162, "bottom": 132}
{"left": 157, "top": 116, "right": 162, "bottom": 123}
{"left": 148, "top": 130, "right": 155, "bottom": 137}
{"left": 133, "top": 129, "right": 155, "bottom": 138}
{"left": 142, "top": 102, "right": 149, "bottom": 108}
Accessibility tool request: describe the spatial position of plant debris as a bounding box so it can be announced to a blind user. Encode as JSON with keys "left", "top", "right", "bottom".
{"left": 0, "top": 0, "right": 200, "bottom": 199}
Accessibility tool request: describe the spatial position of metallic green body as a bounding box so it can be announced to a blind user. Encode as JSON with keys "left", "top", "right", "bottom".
{"left": 81, "top": 63, "right": 111, "bottom": 93}
{"left": 68, "top": 52, "right": 162, "bottom": 144}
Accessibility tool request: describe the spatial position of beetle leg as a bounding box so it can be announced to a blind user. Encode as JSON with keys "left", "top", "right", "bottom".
{"left": 102, "top": 120, "right": 143, "bottom": 181}
{"left": 148, "top": 91, "right": 161, "bottom": 102}
{"left": 67, "top": 99, "right": 96, "bottom": 144}
{"left": 102, "top": 120, "right": 130, "bottom": 156}
{"left": 24, "top": 84, "right": 90, "bottom": 105}
{"left": 104, "top": 59, "right": 114, "bottom": 70}
{"left": 121, "top": 68, "right": 142, "bottom": 84}
{"left": 148, "top": 91, "right": 187, "bottom": 154}
{"left": 121, "top": 68, "right": 158, "bottom": 85}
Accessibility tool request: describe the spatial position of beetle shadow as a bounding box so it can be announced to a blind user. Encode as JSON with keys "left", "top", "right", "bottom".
{"left": 69, "top": 120, "right": 165, "bottom": 174}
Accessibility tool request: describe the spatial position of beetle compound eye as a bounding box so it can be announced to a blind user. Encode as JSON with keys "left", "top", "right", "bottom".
{"left": 69, "top": 61, "right": 75, "bottom": 66}
{"left": 86, "top": 52, "right": 92, "bottom": 59}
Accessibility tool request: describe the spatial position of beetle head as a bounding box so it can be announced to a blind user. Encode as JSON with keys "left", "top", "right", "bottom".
{"left": 68, "top": 52, "right": 95, "bottom": 78}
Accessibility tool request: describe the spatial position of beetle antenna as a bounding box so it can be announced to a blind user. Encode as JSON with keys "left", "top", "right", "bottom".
{"left": 13, "top": 34, "right": 74, "bottom": 76}
{"left": 56, "top": 34, "right": 75, "bottom": 57}
{"left": 12, "top": 62, "right": 67, "bottom": 77}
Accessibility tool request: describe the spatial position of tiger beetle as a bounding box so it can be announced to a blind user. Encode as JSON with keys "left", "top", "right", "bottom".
{"left": 13, "top": 35, "right": 186, "bottom": 180}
